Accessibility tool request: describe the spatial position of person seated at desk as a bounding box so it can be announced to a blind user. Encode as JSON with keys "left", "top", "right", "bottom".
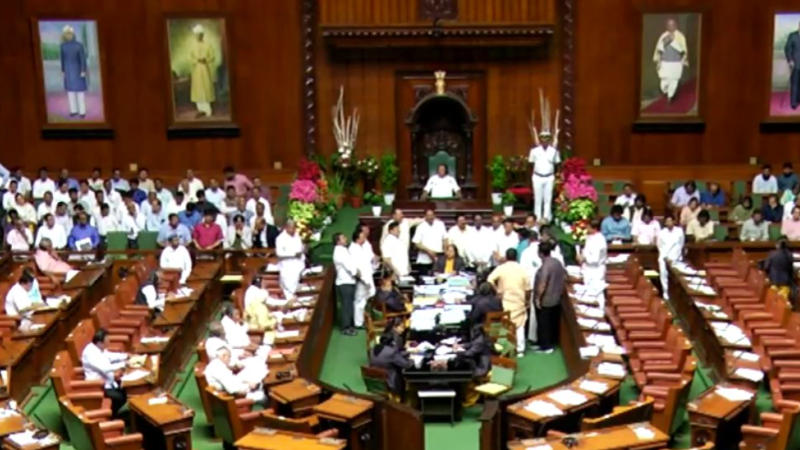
{"left": 740, "top": 210, "right": 769, "bottom": 242}
{"left": 670, "top": 181, "right": 700, "bottom": 209}
{"left": 494, "top": 219, "right": 520, "bottom": 264}
{"left": 67, "top": 211, "right": 100, "bottom": 251}
{"left": 204, "top": 347, "right": 266, "bottom": 404}
{"left": 600, "top": 205, "right": 631, "bottom": 242}
{"left": 762, "top": 194, "right": 784, "bottom": 223}
{"left": 225, "top": 214, "right": 253, "bottom": 250}
{"left": 204, "top": 323, "right": 228, "bottom": 361}
{"left": 679, "top": 197, "right": 701, "bottom": 227}
{"left": 434, "top": 244, "right": 466, "bottom": 275}
{"left": 5, "top": 217, "right": 32, "bottom": 251}
{"left": 159, "top": 234, "right": 193, "bottom": 285}
{"left": 375, "top": 273, "right": 410, "bottom": 313}
{"left": 157, "top": 214, "right": 192, "bottom": 247}
{"left": 192, "top": 210, "right": 224, "bottom": 251}
{"left": 782, "top": 207, "right": 800, "bottom": 241}
{"left": 81, "top": 329, "right": 128, "bottom": 416}
{"left": 243, "top": 276, "right": 279, "bottom": 332}
{"left": 34, "top": 238, "right": 73, "bottom": 275}
{"left": 457, "top": 324, "right": 492, "bottom": 407}
{"left": 369, "top": 333, "right": 413, "bottom": 400}
{"left": 631, "top": 209, "right": 660, "bottom": 245}
{"left": 466, "top": 282, "right": 502, "bottom": 325}
{"left": 730, "top": 196, "right": 754, "bottom": 224}
{"left": 134, "top": 272, "right": 164, "bottom": 311}
{"left": 700, "top": 182, "right": 726, "bottom": 207}
{"left": 35, "top": 213, "right": 67, "bottom": 250}
{"left": 686, "top": 210, "right": 715, "bottom": 242}
{"left": 422, "top": 164, "right": 461, "bottom": 199}
{"left": 221, "top": 304, "right": 263, "bottom": 358}
{"left": 4, "top": 270, "right": 44, "bottom": 316}
{"left": 753, "top": 164, "right": 778, "bottom": 194}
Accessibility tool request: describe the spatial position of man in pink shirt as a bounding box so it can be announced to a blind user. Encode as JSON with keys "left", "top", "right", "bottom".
{"left": 193, "top": 210, "right": 224, "bottom": 250}
{"left": 34, "top": 238, "right": 73, "bottom": 274}
{"left": 781, "top": 206, "right": 800, "bottom": 241}
{"left": 223, "top": 166, "right": 253, "bottom": 196}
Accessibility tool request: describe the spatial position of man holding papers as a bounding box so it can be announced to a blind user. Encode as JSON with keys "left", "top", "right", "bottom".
{"left": 656, "top": 215, "right": 684, "bottom": 299}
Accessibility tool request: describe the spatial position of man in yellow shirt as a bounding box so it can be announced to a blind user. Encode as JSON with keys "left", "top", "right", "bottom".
{"left": 487, "top": 248, "right": 532, "bottom": 357}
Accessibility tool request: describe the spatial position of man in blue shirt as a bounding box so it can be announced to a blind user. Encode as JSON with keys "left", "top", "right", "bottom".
{"left": 600, "top": 205, "right": 632, "bottom": 242}
{"left": 128, "top": 179, "right": 147, "bottom": 204}
{"left": 158, "top": 214, "right": 192, "bottom": 247}
{"left": 699, "top": 182, "right": 726, "bottom": 207}
{"left": 58, "top": 168, "right": 80, "bottom": 191}
{"left": 178, "top": 203, "right": 202, "bottom": 229}
{"left": 778, "top": 162, "right": 799, "bottom": 193}
{"left": 109, "top": 168, "right": 130, "bottom": 193}
{"left": 68, "top": 211, "right": 100, "bottom": 250}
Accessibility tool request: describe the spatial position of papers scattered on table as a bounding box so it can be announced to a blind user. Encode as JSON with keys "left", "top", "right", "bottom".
{"left": 731, "top": 350, "right": 760, "bottom": 362}
{"left": 673, "top": 263, "right": 698, "bottom": 275}
{"left": 547, "top": 389, "right": 588, "bottom": 406}
{"left": 175, "top": 287, "right": 194, "bottom": 297}
{"left": 597, "top": 362, "right": 627, "bottom": 378}
{"left": 297, "top": 284, "right": 315, "bottom": 293}
{"left": 45, "top": 295, "right": 71, "bottom": 308}
{"left": 631, "top": 425, "right": 655, "bottom": 440}
{"left": 399, "top": 275, "right": 416, "bottom": 285}
{"left": 140, "top": 336, "right": 170, "bottom": 344}
{"left": 148, "top": 395, "right": 169, "bottom": 405}
{"left": 579, "top": 346, "right": 600, "bottom": 359}
{"left": 7, "top": 430, "right": 58, "bottom": 447}
{"left": 575, "top": 305, "right": 604, "bottom": 319}
{"left": 602, "top": 344, "right": 626, "bottom": 355}
{"left": 711, "top": 322, "right": 751, "bottom": 346}
{"left": 578, "top": 379, "right": 609, "bottom": 395}
{"left": 440, "top": 337, "right": 460, "bottom": 346}
{"left": 715, "top": 386, "right": 754, "bottom": 402}
{"left": 410, "top": 354, "right": 425, "bottom": 369}
{"left": 121, "top": 369, "right": 150, "bottom": 382}
{"left": 607, "top": 254, "right": 630, "bottom": 264}
{"left": 643, "top": 270, "right": 659, "bottom": 278}
{"left": 585, "top": 333, "right": 617, "bottom": 348}
{"left": 275, "top": 329, "right": 301, "bottom": 339}
{"left": 734, "top": 367, "right": 764, "bottom": 382}
{"left": 691, "top": 285, "right": 717, "bottom": 296}
{"left": 577, "top": 317, "right": 611, "bottom": 331}
{"left": 0, "top": 408, "right": 20, "bottom": 419}
{"left": 524, "top": 400, "right": 563, "bottom": 417}
{"left": 267, "top": 297, "right": 290, "bottom": 307}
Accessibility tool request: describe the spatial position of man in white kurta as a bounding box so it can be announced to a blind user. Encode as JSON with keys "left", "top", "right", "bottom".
{"left": 412, "top": 210, "right": 447, "bottom": 272}
{"left": 579, "top": 221, "right": 608, "bottom": 291}
{"left": 446, "top": 215, "right": 475, "bottom": 264}
{"left": 81, "top": 331, "right": 129, "bottom": 415}
{"left": 204, "top": 347, "right": 265, "bottom": 403}
{"left": 349, "top": 230, "right": 375, "bottom": 328}
{"left": 381, "top": 222, "right": 410, "bottom": 278}
{"left": 528, "top": 136, "right": 561, "bottom": 222}
{"left": 653, "top": 19, "right": 688, "bottom": 101}
{"left": 657, "top": 216, "right": 685, "bottom": 299}
{"left": 5, "top": 273, "right": 36, "bottom": 316}
{"left": 470, "top": 215, "right": 498, "bottom": 268}
{"left": 423, "top": 164, "right": 461, "bottom": 199}
{"left": 276, "top": 221, "right": 305, "bottom": 299}
{"left": 380, "top": 209, "right": 421, "bottom": 253}
{"left": 519, "top": 238, "right": 543, "bottom": 342}
{"left": 494, "top": 220, "right": 520, "bottom": 263}
{"left": 35, "top": 214, "right": 67, "bottom": 249}
{"left": 752, "top": 165, "right": 779, "bottom": 194}
{"left": 159, "top": 236, "right": 193, "bottom": 284}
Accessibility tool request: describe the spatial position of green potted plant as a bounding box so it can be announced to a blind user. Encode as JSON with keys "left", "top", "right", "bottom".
{"left": 350, "top": 183, "right": 364, "bottom": 208}
{"left": 488, "top": 155, "right": 508, "bottom": 205}
{"left": 327, "top": 172, "right": 345, "bottom": 208}
{"left": 380, "top": 153, "right": 399, "bottom": 205}
{"left": 501, "top": 191, "right": 516, "bottom": 217}
{"left": 364, "top": 190, "right": 383, "bottom": 217}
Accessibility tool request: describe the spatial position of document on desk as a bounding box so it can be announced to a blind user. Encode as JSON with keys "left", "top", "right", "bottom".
{"left": 733, "top": 367, "right": 764, "bottom": 382}
{"left": 731, "top": 350, "right": 760, "bottom": 362}
{"left": 547, "top": 389, "right": 588, "bottom": 406}
{"left": 585, "top": 333, "right": 617, "bottom": 348}
{"left": 140, "top": 336, "right": 170, "bottom": 344}
{"left": 579, "top": 346, "right": 600, "bottom": 359}
{"left": 45, "top": 295, "right": 71, "bottom": 308}
{"left": 597, "top": 362, "right": 627, "bottom": 378}
{"left": 7, "top": 430, "right": 59, "bottom": 447}
{"left": 578, "top": 379, "right": 609, "bottom": 395}
{"left": 577, "top": 317, "right": 611, "bottom": 331}
{"left": 631, "top": 425, "right": 655, "bottom": 440}
{"left": 575, "top": 305, "right": 604, "bottom": 319}
{"left": 607, "top": 254, "right": 630, "bottom": 264}
{"left": 524, "top": 400, "right": 563, "bottom": 417}
{"left": 275, "top": 329, "right": 301, "bottom": 339}
{"left": 711, "top": 322, "right": 751, "bottom": 346}
{"left": 715, "top": 386, "right": 754, "bottom": 402}
{"left": 410, "top": 309, "right": 439, "bottom": 331}
{"left": 524, "top": 445, "right": 553, "bottom": 450}
{"left": 121, "top": 369, "right": 150, "bottom": 382}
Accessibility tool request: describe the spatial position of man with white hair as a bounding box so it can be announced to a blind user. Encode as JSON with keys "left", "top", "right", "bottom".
{"left": 653, "top": 18, "right": 689, "bottom": 102}
{"left": 204, "top": 347, "right": 265, "bottom": 403}
{"left": 60, "top": 25, "right": 89, "bottom": 119}
{"left": 276, "top": 220, "right": 305, "bottom": 299}
{"left": 190, "top": 24, "right": 216, "bottom": 117}
{"left": 35, "top": 213, "right": 67, "bottom": 249}
{"left": 160, "top": 234, "right": 193, "bottom": 284}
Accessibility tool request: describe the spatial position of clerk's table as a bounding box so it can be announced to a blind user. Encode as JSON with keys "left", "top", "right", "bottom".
{"left": 128, "top": 392, "right": 194, "bottom": 450}
{"left": 312, "top": 394, "right": 373, "bottom": 450}
{"left": 268, "top": 378, "right": 321, "bottom": 417}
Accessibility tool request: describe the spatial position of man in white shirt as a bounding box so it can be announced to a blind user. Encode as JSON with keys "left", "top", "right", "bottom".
{"left": 656, "top": 215, "right": 684, "bottom": 299}
{"left": 109, "top": 168, "right": 130, "bottom": 192}
{"left": 54, "top": 202, "right": 73, "bottom": 235}
{"left": 380, "top": 209, "right": 420, "bottom": 253}
{"left": 494, "top": 219, "right": 520, "bottom": 263}
{"left": 349, "top": 229, "right": 375, "bottom": 329}
{"left": 519, "top": 232, "right": 542, "bottom": 343}
{"left": 8, "top": 168, "right": 31, "bottom": 196}
{"left": 165, "top": 191, "right": 188, "bottom": 216}
{"left": 35, "top": 214, "right": 67, "bottom": 249}
{"left": 12, "top": 194, "right": 37, "bottom": 226}
{"left": 5, "top": 271, "right": 38, "bottom": 316}
{"left": 52, "top": 181, "right": 71, "bottom": 207}
{"left": 669, "top": 181, "right": 700, "bottom": 209}
{"left": 246, "top": 191, "right": 274, "bottom": 226}
{"left": 446, "top": 215, "right": 475, "bottom": 265}
{"left": 204, "top": 347, "right": 265, "bottom": 403}
{"left": 180, "top": 169, "right": 205, "bottom": 201}
{"left": 32, "top": 167, "right": 56, "bottom": 199}
{"left": 153, "top": 179, "right": 174, "bottom": 208}
{"left": 102, "top": 179, "right": 123, "bottom": 212}
{"left": 470, "top": 214, "right": 498, "bottom": 268}
{"left": 120, "top": 202, "right": 143, "bottom": 248}
{"left": 381, "top": 221, "right": 410, "bottom": 278}
{"left": 1, "top": 180, "right": 18, "bottom": 211}
{"left": 752, "top": 164, "right": 779, "bottom": 194}
{"left": 528, "top": 132, "right": 561, "bottom": 222}
{"left": 205, "top": 179, "right": 225, "bottom": 211}
{"left": 36, "top": 192, "right": 56, "bottom": 221}
{"left": 422, "top": 164, "right": 461, "bottom": 199}
{"left": 87, "top": 167, "right": 104, "bottom": 191}
{"left": 614, "top": 183, "right": 637, "bottom": 208}
{"left": 275, "top": 220, "right": 305, "bottom": 299}
{"left": 224, "top": 215, "right": 252, "bottom": 250}
{"left": 577, "top": 220, "right": 608, "bottom": 290}
{"left": 145, "top": 200, "right": 167, "bottom": 232}
{"left": 5, "top": 218, "right": 33, "bottom": 252}
{"left": 160, "top": 235, "right": 193, "bottom": 284}
{"left": 81, "top": 329, "right": 128, "bottom": 416}
{"left": 95, "top": 204, "right": 120, "bottom": 238}
{"left": 631, "top": 209, "right": 661, "bottom": 245}
{"left": 78, "top": 180, "right": 97, "bottom": 212}
{"left": 412, "top": 209, "right": 447, "bottom": 274}
{"left": 333, "top": 233, "right": 359, "bottom": 335}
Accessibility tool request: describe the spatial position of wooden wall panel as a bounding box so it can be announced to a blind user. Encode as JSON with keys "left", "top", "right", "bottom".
{"left": 0, "top": 0, "right": 303, "bottom": 173}
{"left": 319, "top": 0, "right": 554, "bottom": 26}
{"left": 575, "top": 0, "right": 800, "bottom": 165}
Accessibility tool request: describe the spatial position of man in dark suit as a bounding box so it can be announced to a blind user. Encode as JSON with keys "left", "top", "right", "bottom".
{"left": 369, "top": 333, "right": 413, "bottom": 396}
{"left": 467, "top": 282, "right": 503, "bottom": 325}
{"left": 786, "top": 21, "right": 800, "bottom": 110}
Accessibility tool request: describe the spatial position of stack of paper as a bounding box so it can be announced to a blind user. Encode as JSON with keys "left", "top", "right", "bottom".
{"left": 731, "top": 350, "right": 760, "bottom": 362}
{"left": 7, "top": 430, "right": 58, "bottom": 447}
{"left": 631, "top": 425, "right": 655, "bottom": 440}
{"left": 302, "top": 265, "right": 324, "bottom": 277}
{"left": 578, "top": 379, "right": 608, "bottom": 394}
{"left": 140, "top": 336, "right": 170, "bottom": 344}
{"left": 577, "top": 318, "right": 610, "bottom": 331}
{"left": 575, "top": 305, "right": 605, "bottom": 319}
{"left": 711, "top": 322, "right": 751, "bottom": 346}
{"left": 715, "top": 387, "right": 754, "bottom": 402}
{"left": 121, "top": 369, "right": 150, "bottom": 382}
{"left": 547, "top": 389, "right": 588, "bottom": 406}
{"left": 523, "top": 400, "right": 563, "bottom": 417}
{"left": 585, "top": 333, "right": 617, "bottom": 347}
{"left": 602, "top": 344, "right": 626, "bottom": 355}
{"left": 275, "top": 329, "right": 300, "bottom": 339}
{"left": 597, "top": 362, "right": 626, "bottom": 378}
{"left": 579, "top": 346, "right": 600, "bottom": 359}
{"left": 45, "top": 295, "right": 71, "bottom": 308}
{"left": 264, "top": 263, "right": 280, "bottom": 272}
{"left": 734, "top": 367, "right": 764, "bottom": 382}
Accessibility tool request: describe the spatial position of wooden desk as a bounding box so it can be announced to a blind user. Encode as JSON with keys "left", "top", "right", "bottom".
{"left": 507, "top": 422, "right": 669, "bottom": 450}
{"left": 1, "top": 431, "right": 60, "bottom": 450}
{"left": 234, "top": 428, "right": 346, "bottom": 450}
{"left": 507, "top": 384, "right": 601, "bottom": 439}
{"left": 128, "top": 392, "right": 194, "bottom": 450}
{"left": 312, "top": 394, "right": 373, "bottom": 450}
{"left": 268, "top": 378, "right": 321, "bottom": 417}
{"left": 687, "top": 385, "right": 754, "bottom": 448}
{"left": 0, "top": 412, "right": 27, "bottom": 439}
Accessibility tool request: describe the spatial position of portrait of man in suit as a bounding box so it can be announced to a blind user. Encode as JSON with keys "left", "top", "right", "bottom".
{"left": 772, "top": 14, "right": 800, "bottom": 116}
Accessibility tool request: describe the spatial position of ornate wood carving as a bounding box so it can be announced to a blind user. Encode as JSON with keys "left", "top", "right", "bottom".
{"left": 302, "top": 0, "right": 318, "bottom": 156}
{"left": 419, "top": 0, "right": 458, "bottom": 20}
{"left": 559, "top": 0, "right": 575, "bottom": 152}
{"left": 321, "top": 25, "right": 553, "bottom": 40}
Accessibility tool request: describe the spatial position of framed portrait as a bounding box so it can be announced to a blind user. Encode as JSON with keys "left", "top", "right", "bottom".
{"left": 636, "top": 12, "right": 704, "bottom": 128}
{"left": 165, "top": 16, "right": 238, "bottom": 135}
{"left": 768, "top": 13, "right": 800, "bottom": 119}
{"left": 32, "top": 19, "right": 111, "bottom": 136}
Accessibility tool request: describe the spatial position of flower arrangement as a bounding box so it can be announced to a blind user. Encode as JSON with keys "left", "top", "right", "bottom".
{"left": 553, "top": 157, "right": 598, "bottom": 244}
{"left": 356, "top": 156, "right": 380, "bottom": 178}
{"left": 287, "top": 159, "right": 337, "bottom": 242}
{"left": 289, "top": 179, "right": 319, "bottom": 203}
{"left": 297, "top": 158, "right": 322, "bottom": 182}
